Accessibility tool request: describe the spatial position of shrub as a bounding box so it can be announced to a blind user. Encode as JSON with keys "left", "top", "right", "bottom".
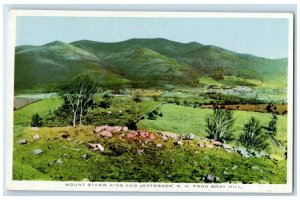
{"left": 31, "top": 114, "right": 43, "bottom": 127}
{"left": 267, "top": 114, "right": 277, "bottom": 137}
{"left": 205, "top": 109, "right": 234, "bottom": 142}
{"left": 239, "top": 117, "right": 268, "bottom": 151}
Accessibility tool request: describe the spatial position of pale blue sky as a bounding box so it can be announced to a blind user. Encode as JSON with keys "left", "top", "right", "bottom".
{"left": 16, "top": 16, "right": 289, "bottom": 59}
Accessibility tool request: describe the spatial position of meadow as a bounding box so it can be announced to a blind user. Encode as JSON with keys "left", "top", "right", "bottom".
{"left": 13, "top": 94, "right": 288, "bottom": 183}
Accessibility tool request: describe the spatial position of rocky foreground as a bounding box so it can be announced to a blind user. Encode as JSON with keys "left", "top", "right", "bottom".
{"left": 14, "top": 125, "right": 286, "bottom": 183}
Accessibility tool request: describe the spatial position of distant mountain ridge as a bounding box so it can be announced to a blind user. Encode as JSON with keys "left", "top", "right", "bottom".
{"left": 15, "top": 38, "right": 287, "bottom": 92}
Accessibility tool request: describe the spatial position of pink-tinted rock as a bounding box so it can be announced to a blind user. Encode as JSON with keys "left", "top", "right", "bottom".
{"left": 148, "top": 134, "right": 156, "bottom": 140}
{"left": 139, "top": 131, "right": 150, "bottom": 138}
{"left": 127, "top": 133, "right": 136, "bottom": 139}
{"left": 122, "top": 127, "right": 129, "bottom": 132}
{"left": 94, "top": 125, "right": 109, "bottom": 133}
{"left": 100, "top": 130, "right": 112, "bottom": 138}
{"left": 212, "top": 140, "right": 223, "bottom": 146}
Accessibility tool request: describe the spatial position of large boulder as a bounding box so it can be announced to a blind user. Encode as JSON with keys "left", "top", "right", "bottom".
{"left": 100, "top": 130, "right": 112, "bottom": 138}
{"left": 94, "top": 125, "right": 109, "bottom": 133}
{"left": 139, "top": 131, "right": 150, "bottom": 138}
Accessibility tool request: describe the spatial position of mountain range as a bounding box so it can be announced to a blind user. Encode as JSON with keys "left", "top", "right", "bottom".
{"left": 14, "top": 38, "right": 288, "bottom": 92}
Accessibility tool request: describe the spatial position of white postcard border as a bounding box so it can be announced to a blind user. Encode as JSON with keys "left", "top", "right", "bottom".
{"left": 6, "top": 10, "right": 294, "bottom": 193}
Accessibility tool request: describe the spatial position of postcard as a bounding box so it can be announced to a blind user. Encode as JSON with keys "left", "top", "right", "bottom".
{"left": 6, "top": 10, "right": 294, "bottom": 193}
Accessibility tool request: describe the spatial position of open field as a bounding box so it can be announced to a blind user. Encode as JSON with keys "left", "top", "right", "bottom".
{"left": 137, "top": 104, "right": 287, "bottom": 157}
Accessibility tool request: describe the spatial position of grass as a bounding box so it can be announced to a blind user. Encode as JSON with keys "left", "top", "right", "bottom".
{"left": 137, "top": 104, "right": 287, "bottom": 156}
{"left": 13, "top": 125, "right": 287, "bottom": 183}
{"left": 14, "top": 98, "right": 63, "bottom": 126}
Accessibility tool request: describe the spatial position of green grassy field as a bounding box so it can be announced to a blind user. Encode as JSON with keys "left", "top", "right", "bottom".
{"left": 14, "top": 98, "right": 63, "bottom": 126}
{"left": 137, "top": 104, "right": 287, "bottom": 156}
{"left": 13, "top": 96, "right": 288, "bottom": 183}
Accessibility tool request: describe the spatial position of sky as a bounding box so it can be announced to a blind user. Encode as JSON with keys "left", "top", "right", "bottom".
{"left": 16, "top": 16, "right": 290, "bottom": 59}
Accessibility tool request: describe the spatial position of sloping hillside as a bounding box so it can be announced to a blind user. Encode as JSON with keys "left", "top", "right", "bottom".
{"left": 15, "top": 38, "right": 288, "bottom": 92}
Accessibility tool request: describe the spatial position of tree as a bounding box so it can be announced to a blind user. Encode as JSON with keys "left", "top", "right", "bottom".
{"left": 212, "top": 67, "right": 224, "bottom": 80}
{"left": 205, "top": 109, "right": 234, "bottom": 142}
{"left": 267, "top": 114, "right": 277, "bottom": 137}
{"left": 239, "top": 117, "right": 268, "bottom": 151}
{"left": 60, "top": 75, "right": 98, "bottom": 126}
{"left": 31, "top": 113, "right": 43, "bottom": 127}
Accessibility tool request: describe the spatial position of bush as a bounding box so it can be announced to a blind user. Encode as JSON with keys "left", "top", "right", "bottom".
{"left": 239, "top": 117, "right": 268, "bottom": 151}
{"left": 267, "top": 114, "right": 277, "bottom": 137}
{"left": 205, "top": 109, "right": 234, "bottom": 142}
{"left": 31, "top": 114, "right": 43, "bottom": 127}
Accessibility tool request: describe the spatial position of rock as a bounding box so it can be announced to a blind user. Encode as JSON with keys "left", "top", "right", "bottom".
{"left": 94, "top": 125, "right": 109, "bottom": 133}
{"left": 204, "top": 143, "right": 214, "bottom": 149}
{"left": 18, "top": 139, "right": 26, "bottom": 145}
{"left": 204, "top": 174, "right": 219, "bottom": 182}
{"left": 31, "top": 127, "right": 39, "bottom": 131}
{"left": 211, "top": 140, "right": 223, "bottom": 146}
{"left": 56, "top": 159, "right": 63, "bottom": 164}
{"left": 96, "top": 144, "right": 105, "bottom": 152}
{"left": 232, "top": 165, "right": 238, "bottom": 170}
{"left": 162, "top": 135, "right": 169, "bottom": 141}
{"left": 106, "top": 111, "right": 112, "bottom": 114}
{"left": 222, "top": 143, "right": 233, "bottom": 150}
{"left": 87, "top": 143, "right": 104, "bottom": 152}
{"left": 33, "top": 134, "right": 40, "bottom": 140}
{"left": 223, "top": 171, "right": 228, "bottom": 175}
{"left": 100, "top": 130, "right": 112, "bottom": 138}
{"left": 167, "top": 175, "right": 172, "bottom": 178}
{"left": 87, "top": 143, "right": 98, "bottom": 151}
{"left": 106, "top": 126, "right": 122, "bottom": 133}
{"left": 251, "top": 166, "right": 260, "bottom": 170}
{"left": 62, "top": 154, "right": 70, "bottom": 158}
{"left": 81, "top": 154, "right": 90, "bottom": 159}
{"left": 148, "top": 134, "right": 156, "bottom": 140}
{"left": 268, "top": 154, "right": 284, "bottom": 161}
{"left": 175, "top": 140, "right": 183, "bottom": 146}
{"left": 122, "top": 126, "right": 129, "bottom": 132}
{"left": 136, "top": 149, "right": 144, "bottom": 155}
{"left": 161, "top": 132, "right": 179, "bottom": 140}
{"left": 34, "top": 149, "right": 43, "bottom": 155}
{"left": 127, "top": 131, "right": 139, "bottom": 138}
{"left": 197, "top": 142, "right": 205, "bottom": 147}
{"left": 184, "top": 133, "right": 196, "bottom": 140}
{"left": 236, "top": 147, "right": 251, "bottom": 158}
{"left": 156, "top": 143, "right": 163, "bottom": 148}
{"left": 139, "top": 131, "right": 150, "bottom": 138}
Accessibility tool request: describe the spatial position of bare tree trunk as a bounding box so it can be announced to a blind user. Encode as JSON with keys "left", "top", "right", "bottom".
{"left": 73, "top": 111, "right": 77, "bottom": 126}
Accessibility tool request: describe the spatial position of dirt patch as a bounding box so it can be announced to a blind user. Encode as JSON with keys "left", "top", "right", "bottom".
{"left": 14, "top": 98, "right": 41, "bottom": 110}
